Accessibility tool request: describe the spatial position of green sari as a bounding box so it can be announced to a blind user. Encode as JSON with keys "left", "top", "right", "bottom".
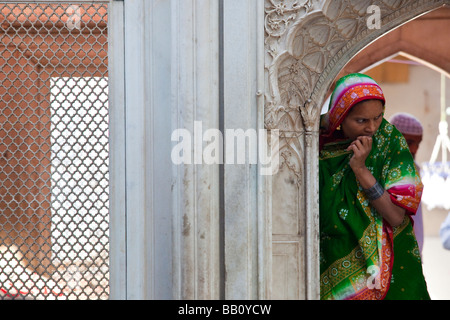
{"left": 319, "top": 119, "right": 430, "bottom": 300}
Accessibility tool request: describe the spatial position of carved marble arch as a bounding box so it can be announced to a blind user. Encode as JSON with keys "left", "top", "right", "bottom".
{"left": 265, "top": 0, "right": 450, "bottom": 299}
{"left": 334, "top": 6, "right": 450, "bottom": 88}
{"left": 265, "top": 0, "right": 450, "bottom": 133}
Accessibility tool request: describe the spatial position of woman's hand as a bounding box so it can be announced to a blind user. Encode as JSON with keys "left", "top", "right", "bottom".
{"left": 346, "top": 136, "right": 372, "bottom": 171}
{"left": 346, "top": 135, "right": 405, "bottom": 227}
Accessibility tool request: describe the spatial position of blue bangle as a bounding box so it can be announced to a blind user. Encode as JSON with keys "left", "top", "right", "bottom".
{"left": 363, "top": 181, "right": 384, "bottom": 201}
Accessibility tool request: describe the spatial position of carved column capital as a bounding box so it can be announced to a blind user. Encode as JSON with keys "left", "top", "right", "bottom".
{"left": 300, "top": 99, "right": 320, "bottom": 134}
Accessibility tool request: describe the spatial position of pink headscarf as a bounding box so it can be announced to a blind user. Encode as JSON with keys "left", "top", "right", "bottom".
{"left": 320, "top": 73, "right": 385, "bottom": 149}
{"left": 389, "top": 113, "right": 423, "bottom": 136}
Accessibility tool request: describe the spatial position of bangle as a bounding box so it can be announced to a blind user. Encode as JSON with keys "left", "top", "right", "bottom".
{"left": 363, "top": 181, "right": 384, "bottom": 201}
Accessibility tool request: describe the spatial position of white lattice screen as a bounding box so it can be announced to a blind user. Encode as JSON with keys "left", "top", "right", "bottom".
{"left": 0, "top": 2, "right": 109, "bottom": 300}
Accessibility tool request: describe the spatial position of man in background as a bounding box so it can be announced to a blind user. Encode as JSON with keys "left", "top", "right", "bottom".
{"left": 390, "top": 113, "right": 424, "bottom": 254}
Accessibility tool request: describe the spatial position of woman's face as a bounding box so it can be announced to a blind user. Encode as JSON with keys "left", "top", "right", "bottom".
{"left": 341, "top": 99, "right": 384, "bottom": 141}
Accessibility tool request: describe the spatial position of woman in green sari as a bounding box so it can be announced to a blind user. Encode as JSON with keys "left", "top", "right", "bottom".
{"left": 319, "top": 73, "right": 429, "bottom": 300}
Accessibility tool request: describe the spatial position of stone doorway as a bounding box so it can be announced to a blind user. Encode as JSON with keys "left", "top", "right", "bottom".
{"left": 265, "top": 0, "right": 450, "bottom": 299}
